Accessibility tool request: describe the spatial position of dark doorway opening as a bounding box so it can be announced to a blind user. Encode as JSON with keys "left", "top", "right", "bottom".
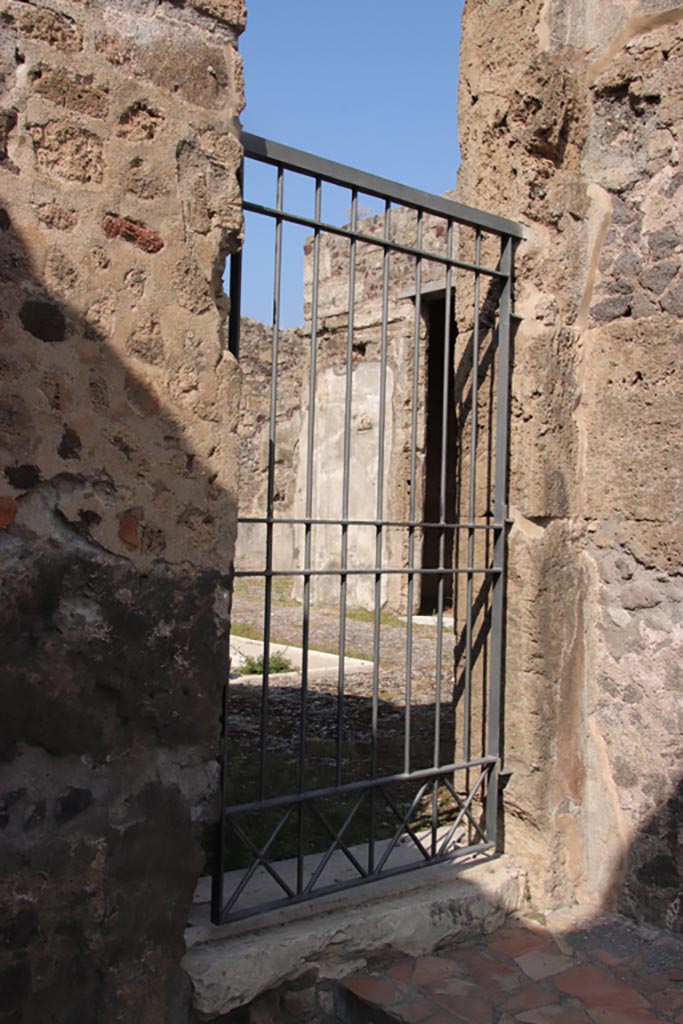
{"left": 420, "top": 295, "right": 457, "bottom": 614}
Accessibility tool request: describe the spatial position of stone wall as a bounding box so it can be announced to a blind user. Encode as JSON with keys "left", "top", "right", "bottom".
{"left": 0, "top": 0, "right": 245, "bottom": 1019}
{"left": 457, "top": 0, "right": 683, "bottom": 926}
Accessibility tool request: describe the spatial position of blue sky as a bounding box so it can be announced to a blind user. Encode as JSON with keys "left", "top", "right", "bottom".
{"left": 236, "top": 1, "right": 465, "bottom": 326}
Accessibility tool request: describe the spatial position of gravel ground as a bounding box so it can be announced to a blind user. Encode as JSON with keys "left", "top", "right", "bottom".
{"left": 229, "top": 577, "right": 455, "bottom": 706}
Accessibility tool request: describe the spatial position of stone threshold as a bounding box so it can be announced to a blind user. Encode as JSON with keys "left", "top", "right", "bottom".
{"left": 182, "top": 854, "right": 527, "bottom": 1019}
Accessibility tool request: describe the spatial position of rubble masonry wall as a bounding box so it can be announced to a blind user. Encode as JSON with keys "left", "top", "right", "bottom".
{"left": 0, "top": 0, "right": 245, "bottom": 1019}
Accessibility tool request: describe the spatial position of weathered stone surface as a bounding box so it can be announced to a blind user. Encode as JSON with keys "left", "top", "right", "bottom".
{"left": 14, "top": 5, "right": 83, "bottom": 53}
{"left": 184, "top": 858, "right": 526, "bottom": 1018}
{"left": 457, "top": 0, "right": 683, "bottom": 927}
{"left": 28, "top": 120, "right": 104, "bottom": 184}
{"left": 0, "top": 0, "right": 245, "bottom": 1020}
{"left": 31, "top": 65, "right": 109, "bottom": 118}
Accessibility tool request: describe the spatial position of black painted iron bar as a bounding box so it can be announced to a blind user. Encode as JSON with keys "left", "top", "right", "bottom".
{"left": 433, "top": 222, "right": 454, "bottom": 775}
{"left": 404, "top": 212, "right": 423, "bottom": 776}
{"left": 242, "top": 132, "right": 525, "bottom": 238}
{"left": 486, "top": 235, "right": 513, "bottom": 845}
{"left": 441, "top": 778, "right": 488, "bottom": 846}
{"left": 233, "top": 566, "right": 502, "bottom": 578}
{"left": 226, "top": 160, "right": 244, "bottom": 358}
{"left": 463, "top": 230, "right": 483, "bottom": 765}
{"left": 375, "top": 783, "right": 432, "bottom": 873}
{"left": 239, "top": 516, "right": 500, "bottom": 530}
{"left": 304, "top": 797, "right": 369, "bottom": 891}
{"left": 223, "top": 756, "right": 496, "bottom": 815}
{"left": 220, "top": 841, "right": 495, "bottom": 925}
{"left": 258, "top": 164, "right": 285, "bottom": 802}
{"left": 336, "top": 189, "right": 358, "bottom": 787}
{"left": 211, "top": 653, "right": 230, "bottom": 923}
{"left": 243, "top": 201, "right": 507, "bottom": 279}
{"left": 222, "top": 808, "right": 295, "bottom": 916}
{"left": 297, "top": 175, "right": 323, "bottom": 895}
{"left": 439, "top": 770, "right": 490, "bottom": 852}
{"left": 369, "top": 200, "right": 392, "bottom": 875}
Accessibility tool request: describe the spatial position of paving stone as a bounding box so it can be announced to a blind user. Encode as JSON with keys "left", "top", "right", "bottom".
{"left": 427, "top": 976, "right": 494, "bottom": 1022}
{"left": 586, "top": 1009, "right": 663, "bottom": 1023}
{"left": 551, "top": 965, "right": 651, "bottom": 1011}
{"left": 391, "top": 1000, "right": 434, "bottom": 1023}
{"left": 501, "top": 981, "right": 560, "bottom": 1014}
{"left": 624, "top": 971, "right": 675, "bottom": 995}
{"left": 488, "top": 925, "right": 553, "bottom": 960}
{"left": 516, "top": 999, "right": 593, "bottom": 1023}
{"left": 411, "top": 956, "right": 461, "bottom": 987}
{"left": 342, "top": 975, "right": 405, "bottom": 1006}
{"left": 461, "top": 950, "right": 522, "bottom": 997}
{"left": 515, "top": 948, "right": 576, "bottom": 981}
{"left": 388, "top": 962, "right": 416, "bottom": 983}
{"left": 337, "top": 913, "right": 681, "bottom": 1024}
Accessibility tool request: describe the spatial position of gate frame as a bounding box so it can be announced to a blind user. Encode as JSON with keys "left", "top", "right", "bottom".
{"left": 212, "top": 132, "right": 523, "bottom": 925}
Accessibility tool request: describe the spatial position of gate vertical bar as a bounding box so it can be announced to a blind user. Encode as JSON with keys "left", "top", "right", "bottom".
{"left": 485, "top": 233, "right": 513, "bottom": 845}
{"left": 369, "top": 200, "right": 392, "bottom": 875}
{"left": 226, "top": 159, "right": 244, "bottom": 360}
{"left": 432, "top": 220, "right": 453, "bottom": 853}
{"left": 211, "top": 631, "right": 230, "bottom": 923}
{"left": 336, "top": 189, "right": 358, "bottom": 787}
{"left": 463, "top": 229, "right": 482, "bottom": 765}
{"left": 259, "top": 164, "right": 285, "bottom": 800}
{"left": 404, "top": 211, "right": 423, "bottom": 775}
{"left": 298, "top": 176, "right": 323, "bottom": 893}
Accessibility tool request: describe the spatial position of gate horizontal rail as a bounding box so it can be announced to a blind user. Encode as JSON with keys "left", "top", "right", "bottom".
{"left": 212, "top": 132, "right": 520, "bottom": 925}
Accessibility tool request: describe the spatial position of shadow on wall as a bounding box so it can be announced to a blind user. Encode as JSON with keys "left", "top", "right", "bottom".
{"left": 0, "top": 211, "right": 237, "bottom": 1021}
{"left": 614, "top": 776, "right": 683, "bottom": 932}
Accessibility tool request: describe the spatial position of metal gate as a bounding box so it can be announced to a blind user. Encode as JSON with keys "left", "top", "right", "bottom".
{"left": 212, "top": 133, "right": 522, "bottom": 924}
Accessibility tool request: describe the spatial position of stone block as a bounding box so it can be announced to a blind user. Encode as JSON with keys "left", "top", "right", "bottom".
{"left": 31, "top": 66, "right": 109, "bottom": 119}
{"left": 582, "top": 317, "right": 682, "bottom": 522}
{"left": 15, "top": 6, "right": 83, "bottom": 53}
{"left": 28, "top": 120, "right": 104, "bottom": 184}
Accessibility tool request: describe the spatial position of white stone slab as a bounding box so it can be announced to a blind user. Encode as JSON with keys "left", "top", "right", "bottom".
{"left": 229, "top": 635, "right": 373, "bottom": 681}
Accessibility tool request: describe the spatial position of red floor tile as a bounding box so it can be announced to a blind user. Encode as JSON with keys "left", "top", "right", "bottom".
{"left": 342, "top": 974, "right": 404, "bottom": 1006}
{"left": 501, "top": 981, "right": 560, "bottom": 1014}
{"left": 339, "top": 912, "right": 683, "bottom": 1024}
{"left": 586, "top": 1009, "right": 663, "bottom": 1023}
{"left": 515, "top": 948, "right": 576, "bottom": 981}
{"left": 551, "top": 965, "right": 651, "bottom": 1012}
{"left": 488, "top": 925, "right": 554, "bottom": 960}
{"left": 391, "top": 1000, "right": 434, "bottom": 1023}
{"left": 427, "top": 976, "right": 494, "bottom": 1023}
{"left": 412, "top": 955, "right": 463, "bottom": 987}
{"left": 456, "top": 948, "right": 522, "bottom": 997}
{"left": 388, "top": 962, "right": 416, "bottom": 983}
{"left": 516, "top": 999, "right": 593, "bottom": 1023}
